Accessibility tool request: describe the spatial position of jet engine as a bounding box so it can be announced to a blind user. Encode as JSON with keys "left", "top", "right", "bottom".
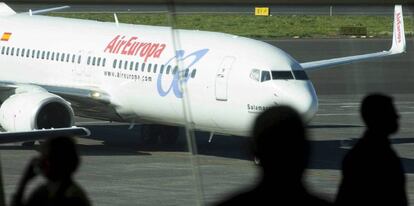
{"left": 0, "top": 92, "right": 74, "bottom": 132}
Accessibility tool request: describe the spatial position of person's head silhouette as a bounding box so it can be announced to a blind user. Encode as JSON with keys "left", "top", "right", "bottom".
{"left": 39, "top": 136, "right": 80, "bottom": 182}
{"left": 215, "top": 106, "right": 333, "bottom": 205}
{"left": 361, "top": 94, "right": 399, "bottom": 135}
{"left": 251, "top": 105, "right": 308, "bottom": 180}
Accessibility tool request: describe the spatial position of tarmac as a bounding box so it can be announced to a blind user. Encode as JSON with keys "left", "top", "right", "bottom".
{"left": 0, "top": 39, "right": 414, "bottom": 206}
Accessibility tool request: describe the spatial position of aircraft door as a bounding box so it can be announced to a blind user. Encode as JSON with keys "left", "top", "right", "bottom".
{"left": 215, "top": 56, "right": 235, "bottom": 101}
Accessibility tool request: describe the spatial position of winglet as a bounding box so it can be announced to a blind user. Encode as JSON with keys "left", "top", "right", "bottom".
{"left": 0, "top": 2, "right": 16, "bottom": 16}
{"left": 390, "top": 5, "right": 406, "bottom": 54}
{"left": 300, "top": 5, "right": 407, "bottom": 71}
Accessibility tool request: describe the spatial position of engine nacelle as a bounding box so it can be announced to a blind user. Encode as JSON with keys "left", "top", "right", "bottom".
{"left": 0, "top": 92, "right": 74, "bottom": 132}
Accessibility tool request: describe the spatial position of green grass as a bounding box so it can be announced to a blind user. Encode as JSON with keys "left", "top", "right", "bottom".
{"left": 49, "top": 13, "right": 414, "bottom": 39}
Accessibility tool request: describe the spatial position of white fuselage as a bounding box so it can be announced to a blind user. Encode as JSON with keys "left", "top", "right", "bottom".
{"left": 0, "top": 14, "right": 318, "bottom": 136}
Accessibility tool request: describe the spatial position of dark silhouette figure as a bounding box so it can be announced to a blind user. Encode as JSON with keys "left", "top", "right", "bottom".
{"left": 11, "top": 136, "right": 91, "bottom": 206}
{"left": 216, "top": 106, "right": 331, "bottom": 206}
{"left": 336, "top": 94, "right": 407, "bottom": 206}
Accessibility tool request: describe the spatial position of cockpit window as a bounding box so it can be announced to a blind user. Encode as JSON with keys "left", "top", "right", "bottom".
{"left": 261, "top": 70, "right": 271, "bottom": 82}
{"left": 250, "top": 69, "right": 260, "bottom": 82}
{"left": 251, "top": 69, "right": 304, "bottom": 82}
{"left": 293, "top": 70, "right": 309, "bottom": 80}
{"left": 271, "top": 71, "right": 294, "bottom": 80}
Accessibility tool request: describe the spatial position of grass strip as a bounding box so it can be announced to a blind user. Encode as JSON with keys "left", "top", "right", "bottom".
{"left": 49, "top": 13, "right": 414, "bottom": 39}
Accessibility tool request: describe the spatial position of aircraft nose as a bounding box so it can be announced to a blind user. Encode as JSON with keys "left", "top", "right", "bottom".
{"left": 274, "top": 81, "right": 318, "bottom": 122}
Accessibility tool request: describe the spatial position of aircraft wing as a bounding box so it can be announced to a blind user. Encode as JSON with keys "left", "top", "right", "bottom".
{"left": 300, "top": 5, "right": 405, "bottom": 71}
{"left": 0, "top": 127, "right": 90, "bottom": 144}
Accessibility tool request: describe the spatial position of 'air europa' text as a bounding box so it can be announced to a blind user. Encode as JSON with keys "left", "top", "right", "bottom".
{"left": 104, "top": 35, "right": 166, "bottom": 62}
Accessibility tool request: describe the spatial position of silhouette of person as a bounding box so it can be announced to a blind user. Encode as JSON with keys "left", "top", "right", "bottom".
{"left": 11, "top": 136, "right": 91, "bottom": 206}
{"left": 336, "top": 93, "right": 407, "bottom": 206}
{"left": 216, "top": 106, "right": 331, "bottom": 206}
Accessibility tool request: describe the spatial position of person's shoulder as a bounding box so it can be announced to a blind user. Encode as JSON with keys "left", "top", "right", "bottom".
{"left": 25, "top": 184, "right": 49, "bottom": 206}
{"left": 66, "top": 182, "right": 87, "bottom": 195}
{"left": 31, "top": 184, "right": 48, "bottom": 194}
{"left": 65, "top": 182, "right": 91, "bottom": 206}
{"left": 344, "top": 138, "right": 373, "bottom": 159}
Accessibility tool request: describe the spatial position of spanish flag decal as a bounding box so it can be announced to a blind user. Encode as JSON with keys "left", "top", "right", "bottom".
{"left": 1, "top": 32, "right": 12, "bottom": 41}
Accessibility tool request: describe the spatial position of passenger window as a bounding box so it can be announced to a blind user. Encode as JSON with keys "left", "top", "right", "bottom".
{"left": 103, "top": 58, "right": 106, "bottom": 67}
{"left": 16, "top": 48, "right": 20, "bottom": 56}
{"left": 61, "top": 53, "right": 65, "bottom": 61}
{"left": 66, "top": 54, "right": 70, "bottom": 62}
{"left": 26, "top": 49, "right": 30, "bottom": 58}
{"left": 77, "top": 56, "right": 81, "bottom": 64}
{"left": 87, "top": 56, "right": 91, "bottom": 65}
{"left": 92, "top": 57, "right": 96, "bottom": 66}
{"left": 10, "top": 47, "right": 14, "bottom": 56}
{"left": 124, "top": 61, "right": 128, "bottom": 70}
{"left": 135, "top": 62, "right": 139, "bottom": 71}
{"left": 141, "top": 63, "right": 146, "bottom": 72}
{"left": 153, "top": 64, "right": 157, "bottom": 73}
{"left": 41, "top": 51, "right": 45, "bottom": 59}
{"left": 31, "top": 50, "right": 35, "bottom": 58}
{"left": 113, "top": 59, "right": 117, "bottom": 68}
{"left": 172, "top": 66, "right": 178, "bottom": 75}
{"left": 130, "top": 61, "right": 133, "bottom": 70}
{"left": 5, "top": 47, "right": 9, "bottom": 55}
{"left": 51, "top": 52, "right": 55, "bottom": 60}
{"left": 261, "top": 71, "right": 271, "bottom": 82}
{"left": 36, "top": 50, "right": 40, "bottom": 59}
{"left": 72, "top": 54, "right": 76, "bottom": 63}
{"left": 191, "top": 69, "right": 197, "bottom": 78}
{"left": 147, "top": 64, "right": 152, "bottom": 72}
{"left": 166, "top": 65, "right": 171, "bottom": 74}
{"left": 250, "top": 69, "right": 260, "bottom": 82}
{"left": 56, "top": 53, "right": 60, "bottom": 61}
{"left": 160, "top": 65, "right": 164, "bottom": 74}
{"left": 46, "top": 51, "right": 50, "bottom": 60}
{"left": 97, "top": 57, "right": 101, "bottom": 66}
{"left": 184, "top": 69, "right": 189, "bottom": 78}
{"left": 118, "top": 60, "right": 123, "bottom": 69}
{"left": 21, "top": 48, "right": 25, "bottom": 57}
{"left": 1, "top": 46, "right": 4, "bottom": 55}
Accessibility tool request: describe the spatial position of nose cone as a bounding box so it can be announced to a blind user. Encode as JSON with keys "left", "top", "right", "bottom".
{"left": 274, "top": 80, "right": 318, "bottom": 122}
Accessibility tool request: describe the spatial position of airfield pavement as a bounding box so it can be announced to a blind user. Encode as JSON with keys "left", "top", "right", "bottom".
{"left": 0, "top": 38, "right": 414, "bottom": 205}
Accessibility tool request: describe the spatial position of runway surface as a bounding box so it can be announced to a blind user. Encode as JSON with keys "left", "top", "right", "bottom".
{"left": 0, "top": 38, "right": 414, "bottom": 205}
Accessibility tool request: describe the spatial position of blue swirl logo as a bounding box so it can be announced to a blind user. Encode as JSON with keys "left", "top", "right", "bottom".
{"left": 157, "top": 48, "right": 209, "bottom": 98}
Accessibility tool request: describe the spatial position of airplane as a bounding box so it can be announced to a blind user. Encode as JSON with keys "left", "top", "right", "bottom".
{"left": 0, "top": 3, "right": 406, "bottom": 145}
